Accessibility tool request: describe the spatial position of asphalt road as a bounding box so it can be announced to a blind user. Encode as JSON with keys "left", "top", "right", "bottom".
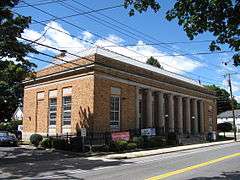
{"left": 0, "top": 142, "right": 240, "bottom": 180}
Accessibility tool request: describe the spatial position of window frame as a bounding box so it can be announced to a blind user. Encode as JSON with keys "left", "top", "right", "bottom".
{"left": 62, "top": 96, "right": 72, "bottom": 126}
{"left": 48, "top": 98, "right": 57, "bottom": 127}
{"left": 110, "top": 95, "right": 120, "bottom": 131}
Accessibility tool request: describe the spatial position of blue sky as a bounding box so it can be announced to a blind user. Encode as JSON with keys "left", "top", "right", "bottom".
{"left": 15, "top": 0, "right": 240, "bottom": 101}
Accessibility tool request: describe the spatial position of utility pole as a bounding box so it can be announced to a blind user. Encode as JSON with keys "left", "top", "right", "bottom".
{"left": 226, "top": 73, "right": 237, "bottom": 141}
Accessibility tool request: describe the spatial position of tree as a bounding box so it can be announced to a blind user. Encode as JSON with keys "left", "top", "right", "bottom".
{"left": 146, "top": 56, "right": 163, "bottom": 69}
{"left": 0, "top": 0, "right": 37, "bottom": 122}
{"left": 124, "top": 0, "right": 240, "bottom": 66}
{"left": 205, "top": 85, "right": 239, "bottom": 114}
{"left": 217, "top": 122, "right": 232, "bottom": 138}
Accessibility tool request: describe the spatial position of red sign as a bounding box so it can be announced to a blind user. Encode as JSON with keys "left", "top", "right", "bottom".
{"left": 111, "top": 131, "right": 130, "bottom": 141}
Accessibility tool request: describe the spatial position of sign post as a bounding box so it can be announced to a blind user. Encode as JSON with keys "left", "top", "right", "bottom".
{"left": 80, "top": 128, "right": 86, "bottom": 152}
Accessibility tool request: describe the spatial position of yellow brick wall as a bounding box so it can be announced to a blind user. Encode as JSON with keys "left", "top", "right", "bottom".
{"left": 23, "top": 74, "right": 94, "bottom": 139}
{"left": 93, "top": 75, "right": 136, "bottom": 132}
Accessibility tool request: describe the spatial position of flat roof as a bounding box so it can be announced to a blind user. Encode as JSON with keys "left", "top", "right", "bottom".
{"left": 78, "top": 47, "right": 203, "bottom": 87}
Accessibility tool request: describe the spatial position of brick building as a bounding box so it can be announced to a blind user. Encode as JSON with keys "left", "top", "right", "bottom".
{"left": 22, "top": 49, "right": 217, "bottom": 140}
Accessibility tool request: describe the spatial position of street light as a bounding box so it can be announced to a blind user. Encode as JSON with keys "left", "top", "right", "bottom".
{"left": 164, "top": 114, "right": 168, "bottom": 134}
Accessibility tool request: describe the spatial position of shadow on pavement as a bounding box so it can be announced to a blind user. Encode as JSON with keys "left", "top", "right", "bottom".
{"left": 189, "top": 171, "right": 240, "bottom": 180}
{"left": 0, "top": 147, "right": 78, "bottom": 164}
{"left": 0, "top": 147, "right": 128, "bottom": 179}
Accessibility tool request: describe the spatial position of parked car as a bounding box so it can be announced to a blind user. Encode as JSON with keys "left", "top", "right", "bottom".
{"left": 0, "top": 131, "right": 18, "bottom": 146}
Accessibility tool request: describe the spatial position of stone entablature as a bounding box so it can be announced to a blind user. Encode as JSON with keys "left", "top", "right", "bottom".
{"left": 25, "top": 53, "right": 215, "bottom": 98}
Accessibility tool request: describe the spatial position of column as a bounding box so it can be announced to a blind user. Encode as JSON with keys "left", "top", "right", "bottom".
{"left": 157, "top": 92, "right": 165, "bottom": 132}
{"left": 177, "top": 96, "right": 183, "bottom": 134}
{"left": 135, "top": 86, "right": 140, "bottom": 129}
{"left": 185, "top": 97, "right": 191, "bottom": 134}
{"left": 168, "top": 94, "right": 174, "bottom": 132}
{"left": 192, "top": 99, "right": 198, "bottom": 134}
{"left": 146, "top": 89, "right": 153, "bottom": 128}
{"left": 199, "top": 100, "right": 205, "bottom": 134}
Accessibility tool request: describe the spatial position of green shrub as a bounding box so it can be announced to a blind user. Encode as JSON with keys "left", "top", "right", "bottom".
{"left": 110, "top": 140, "right": 128, "bottom": 152}
{"left": 52, "top": 138, "right": 68, "bottom": 150}
{"left": 30, "top": 134, "right": 43, "bottom": 147}
{"left": 127, "top": 142, "right": 137, "bottom": 150}
{"left": 148, "top": 136, "right": 165, "bottom": 148}
{"left": 132, "top": 136, "right": 144, "bottom": 147}
{"left": 41, "top": 138, "right": 52, "bottom": 149}
{"left": 167, "top": 132, "right": 177, "bottom": 145}
{"left": 116, "top": 140, "right": 128, "bottom": 151}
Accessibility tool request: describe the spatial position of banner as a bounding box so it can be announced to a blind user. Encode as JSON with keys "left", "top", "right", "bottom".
{"left": 141, "top": 128, "right": 156, "bottom": 136}
{"left": 111, "top": 131, "right": 130, "bottom": 141}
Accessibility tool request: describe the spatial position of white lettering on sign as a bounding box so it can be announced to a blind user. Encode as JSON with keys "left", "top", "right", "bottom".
{"left": 141, "top": 128, "right": 156, "bottom": 136}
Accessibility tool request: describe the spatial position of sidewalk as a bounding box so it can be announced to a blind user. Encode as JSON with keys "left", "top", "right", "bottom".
{"left": 105, "top": 140, "right": 237, "bottom": 159}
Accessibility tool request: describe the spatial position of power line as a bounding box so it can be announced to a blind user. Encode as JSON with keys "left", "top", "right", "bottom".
{"left": 101, "top": 40, "right": 215, "bottom": 47}
{"left": 22, "top": 36, "right": 224, "bottom": 86}
{"left": 20, "top": 1, "right": 213, "bottom": 46}
{"left": 33, "top": 4, "right": 124, "bottom": 24}
{"left": 21, "top": 0, "right": 222, "bottom": 75}
{"left": 26, "top": 55, "right": 68, "bottom": 68}
{"left": 19, "top": 1, "right": 225, "bottom": 84}
{"left": 137, "top": 50, "right": 234, "bottom": 57}
{"left": 57, "top": 1, "right": 142, "bottom": 42}
{"left": 22, "top": 0, "right": 235, "bottom": 74}
{"left": 15, "top": 0, "right": 70, "bottom": 8}
{"left": 55, "top": 1, "right": 225, "bottom": 74}
{"left": 57, "top": 1, "right": 230, "bottom": 73}
{"left": 71, "top": 0, "right": 225, "bottom": 70}
{"left": 21, "top": 36, "right": 212, "bottom": 84}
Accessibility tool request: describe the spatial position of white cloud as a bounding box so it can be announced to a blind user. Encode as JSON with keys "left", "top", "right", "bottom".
{"left": 82, "top": 31, "right": 93, "bottom": 41}
{"left": 22, "top": 28, "right": 54, "bottom": 52}
{"left": 95, "top": 39, "right": 203, "bottom": 74}
{"left": 223, "top": 79, "right": 240, "bottom": 93}
{"left": 22, "top": 21, "right": 204, "bottom": 74}
{"left": 235, "top": 95, "right": 240, "bottom": 102}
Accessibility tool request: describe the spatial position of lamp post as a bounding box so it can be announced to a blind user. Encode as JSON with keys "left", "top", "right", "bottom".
{"left": 165, "top": 114, "right": 168, "bottom": 134}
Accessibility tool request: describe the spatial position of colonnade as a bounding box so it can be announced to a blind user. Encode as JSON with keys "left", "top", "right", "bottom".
{"left": 136, "top": 88, "right": 205, "bottom": 135}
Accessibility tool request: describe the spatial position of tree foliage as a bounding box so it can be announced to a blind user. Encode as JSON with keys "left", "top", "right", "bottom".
{"left": 0, "top": 120, "right": 22, "bottom": 133}
{"left": 124, "top": 0, "right": 160, "bottom": 16}
{"left": 146, "top": 56, "right": 163, "bottom": 69}
{"left": 0, "top": 0, "right": 37, "bottom": 122}
{"left": 124, "top": 0, "right": 240, "bottom": 66}
{"left": 205, "top": 85, "right": 240, "bottom": 114}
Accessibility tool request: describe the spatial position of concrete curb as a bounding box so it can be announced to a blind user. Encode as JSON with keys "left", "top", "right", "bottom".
{"left": 106, "top": 140, "right": 237, "bottom": 159}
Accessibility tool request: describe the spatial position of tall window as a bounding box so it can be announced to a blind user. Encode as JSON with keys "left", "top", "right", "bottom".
{"left": 49, "top": 98, "right": 57, "bottom": 126}
{"left": 62, "top": 96, "right": 71, "bottom": 125}
{"left": 110, "top": 96, "right": 120, "bottom": 131}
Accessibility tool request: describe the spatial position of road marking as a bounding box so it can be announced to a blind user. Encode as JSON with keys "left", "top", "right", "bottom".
{"left": 146, "top": 152, "right": 240, "bottom": 180}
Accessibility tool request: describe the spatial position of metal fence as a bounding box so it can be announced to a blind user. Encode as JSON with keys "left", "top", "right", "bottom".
{"left": 43, "top": 128, "right": 169, "bottom": 146}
